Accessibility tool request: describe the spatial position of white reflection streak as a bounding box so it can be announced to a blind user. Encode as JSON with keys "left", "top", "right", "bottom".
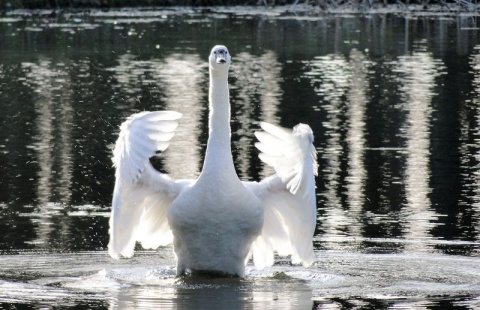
{"left": 153, "top": 54, "right": 204, "bottom": 179}
{"left": 397, "top": 51, "right": 442, "bottom": 251}
{"left": 469, "top": 47, "right": 480, "bottom": 230}
{"left": 233, "top": 52, "right": 281, "bottom": 122}
{"left": 345, "top": 50, "right": 368, "bottom": 238}
{"left": 232, "top": 51, "right": 282, "bottom": 179}
{"left": 110, "top": 54, "right": 161, "bottom": 106}
{"left": 23, "top": 60, "right": 54, "bottom": 204}
{"left": 21, "top": 59, "right": 74, "bottom": 245}
{"left": 306, "top": 55, "right": 353, "bottom": 244}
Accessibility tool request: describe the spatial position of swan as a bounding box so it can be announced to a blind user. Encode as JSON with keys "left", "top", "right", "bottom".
{"left": 108, "top": 45, "right": 318, "bottom": 277}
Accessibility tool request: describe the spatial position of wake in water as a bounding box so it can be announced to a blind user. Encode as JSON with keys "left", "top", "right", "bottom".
{"left": 39, "top": 262, "right": 317, "bottom": 309}
{"left": 1, "top": 250, "right": 480, "bottom": 309}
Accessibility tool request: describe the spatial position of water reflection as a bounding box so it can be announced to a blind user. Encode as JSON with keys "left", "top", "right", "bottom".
{"left": 345, "top": 50, "right": 369, "bottom": 240}
{"left": 231, "top": 51, "right": 282, "bottom": 180}
{"left": 468, "top": 46, "right": 480, "bottom": 241}
{"left": 0, "top": 14, "right": 477, "bottom": 257}
{"left": 1, "top": 10, "right": 480, "bottom": 309}
{"left": 22, "top": 60, "right": 73, "bottom": 205}
{"left": 306, "top": 51, "right": 367, "bottom": 248}
{"left": 396, "top": 47, "right": 445, "bottom": 252}
{"left": 21, "top": 59, "right": 74, "bottom": 247}
{"left": 109, "top": 277, "right": 313, "bottom": 310}
{"left": 305, "top": 46, "right": 452, "bottom": 253}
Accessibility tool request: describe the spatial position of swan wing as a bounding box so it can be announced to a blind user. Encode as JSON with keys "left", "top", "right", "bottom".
{"left": 246, "top": 122, "right": 318, "bottom": 268}
{"left": 108, "top": 111, "right": 191, "bottom": 259}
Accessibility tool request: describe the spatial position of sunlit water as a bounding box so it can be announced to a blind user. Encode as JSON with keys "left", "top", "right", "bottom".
{"left": 1, "top": 7, "right": 480, "bottom": 309}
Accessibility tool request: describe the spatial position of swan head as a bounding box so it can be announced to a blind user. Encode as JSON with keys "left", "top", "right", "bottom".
{"left": 209, "top": 45, "right": 231, "bottom": 71}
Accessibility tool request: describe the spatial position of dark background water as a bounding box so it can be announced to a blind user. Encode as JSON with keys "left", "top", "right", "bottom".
{"left": 1, "top": 8, "right": 480, "bottom": 308}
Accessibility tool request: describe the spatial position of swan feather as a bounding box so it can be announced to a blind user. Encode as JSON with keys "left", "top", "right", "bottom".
{"left": 246, "top": 122, "right": 318, "bottom": 268}
{"left": 108, "top": 111, "right": 193, "bottom": 259}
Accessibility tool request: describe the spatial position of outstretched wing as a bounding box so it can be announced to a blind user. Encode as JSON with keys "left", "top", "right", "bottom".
{"left": 108, "top": 111, "right": 192, "bottom": 259}
{"left": 246, "top": 122, "right": 318, "bottom": 268}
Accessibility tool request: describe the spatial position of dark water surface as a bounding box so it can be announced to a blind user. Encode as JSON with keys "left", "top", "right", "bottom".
{"left": 1, "top": 7, "right": 480, "bottom": 309}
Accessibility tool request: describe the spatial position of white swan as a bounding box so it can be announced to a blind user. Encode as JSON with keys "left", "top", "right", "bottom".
{"left": 108, "top": 45, "right": 318, "bottom": 277}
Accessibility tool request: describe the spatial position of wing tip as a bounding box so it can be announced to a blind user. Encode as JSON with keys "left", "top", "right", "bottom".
{"left": 112, "top": 110, "right": 183, "bottom": 184}
{"left": 293, "top": 123, "right": 314, "bottom": 144}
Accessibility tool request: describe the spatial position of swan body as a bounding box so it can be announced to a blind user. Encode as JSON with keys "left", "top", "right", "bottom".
{"left": 108, "top": 45, "right": 318, "bottom": 277}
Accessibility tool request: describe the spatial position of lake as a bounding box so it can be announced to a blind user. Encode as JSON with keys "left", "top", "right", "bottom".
{"left": 1, "top": 6, "right": 480, "bottom": 309}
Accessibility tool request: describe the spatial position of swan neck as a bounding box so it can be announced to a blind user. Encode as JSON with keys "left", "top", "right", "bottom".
{"left": 209, "top": 70, "right": 230, "bottom": 137}
{"left": 202, "top": 68, "right": 235, "bottom": 174}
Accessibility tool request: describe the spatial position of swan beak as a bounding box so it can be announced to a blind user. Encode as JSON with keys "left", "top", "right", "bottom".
{"left": 216, "top": 53, "right": 227, "bottom": 64}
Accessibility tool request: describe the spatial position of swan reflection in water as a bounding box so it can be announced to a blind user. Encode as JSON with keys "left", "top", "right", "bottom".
{"left": 106, "top": 268, "right": 313, "bottom": 310}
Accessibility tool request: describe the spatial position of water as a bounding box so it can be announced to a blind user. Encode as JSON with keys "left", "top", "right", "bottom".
{"left": 1, "top": 7, "right": 480, "bottom": 308}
